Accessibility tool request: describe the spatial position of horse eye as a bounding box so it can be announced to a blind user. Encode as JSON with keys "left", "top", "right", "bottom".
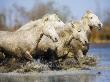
{"left": 90, "top": 17, "right": 93, "bottom": 19}
{"left": 78, "top": 30, "right": 81, "bottom": 32}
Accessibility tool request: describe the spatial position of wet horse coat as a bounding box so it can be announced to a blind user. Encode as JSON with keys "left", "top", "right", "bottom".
{"left": 0, "top": 18, "right": 59, "bottom": 61}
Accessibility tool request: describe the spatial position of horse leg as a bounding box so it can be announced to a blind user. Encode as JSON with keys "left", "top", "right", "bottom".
{"left": 25, "top": 51, "right": 33, "bottom": 61}
{"left": 82, "top": 43, "right": 89, "bottom": 56}
{"left": 0, "top": 47, "right": 6, "bottom": 64}
{"left": 0, "top": 52, "right": 5, "bottom": 59}
{"left": 0, "top": 52, "right": 5, "bottom": 65}
{"left": 78, "top": 49, "right": 84, "bottom": 58}
{"left": 71, "top": 48, "right": 83, "bottom": 67}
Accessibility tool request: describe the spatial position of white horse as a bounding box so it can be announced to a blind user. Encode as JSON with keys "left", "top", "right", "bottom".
{"left": 76, "top": 10, "right": 103, "bottom": 56}
{"left": 0, "top": 14, "right": 65, "bottom": 42}
{"left": 0, "top": 17, "right": 61, "bottom": 61}
{"left": 81, "top": 10, "right": 103, "bottom": 40}
{"left": 17, "top": 14, "right": 65, "bottom": 32}
{"left": 68, "top": 21, "right": 88, "bottom": 58}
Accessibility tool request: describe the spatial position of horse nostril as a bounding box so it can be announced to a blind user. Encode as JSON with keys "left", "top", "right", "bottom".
{"left": 54, "top": 38, "right": 58, "bottom": 42}
{"left": 85, "top": 41, "right": 87, "bottom": 44}
{"left": 82, "top": 41, "right": 88, "bottom": 46}
{"left": 98, "top": 24, "right": 101, "bottom": 27}
{"left": 98, "top": 24, "right": 101, "bottom": 30}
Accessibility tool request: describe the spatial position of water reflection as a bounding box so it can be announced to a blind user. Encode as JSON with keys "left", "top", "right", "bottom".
{"left": 0, "top": 73, "right": 97, "bottom": 82}
{"left": 47, "top": 74, "right": 96, "bottom": 82}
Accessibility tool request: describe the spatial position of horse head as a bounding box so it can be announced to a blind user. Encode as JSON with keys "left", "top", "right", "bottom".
{"left": 82, "top": 10, "right": 103, "bottom": 30}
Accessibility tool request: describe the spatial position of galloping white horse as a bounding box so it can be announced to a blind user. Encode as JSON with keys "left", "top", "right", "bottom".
{"left": 0, "top": 15, "right": 62, "bottom": 61}
{"left": 79, "top": 10, "right": 103, "bottom": 56}
{"left": 64, "top": 21, "right": 88, "bottom": 58}
{"left": 64, "top": 11, "right": 103, "bottom": 57}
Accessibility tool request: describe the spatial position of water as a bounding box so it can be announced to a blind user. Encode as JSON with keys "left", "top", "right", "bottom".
{"left": 88, "top": 43, "right": 110, "bottom": 67}
{"left": 0, "top": 43, "right": 110, "bottom": 82}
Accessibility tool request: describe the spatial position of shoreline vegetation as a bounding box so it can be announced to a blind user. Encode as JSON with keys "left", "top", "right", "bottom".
{"left": 90, "top": 25, "right": 110, "bottom": 44}
{"left": 90, "top": 40, "right": 110, "bottom": 44}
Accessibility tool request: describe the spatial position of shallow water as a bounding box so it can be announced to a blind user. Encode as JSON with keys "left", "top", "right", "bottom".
{"left": 89, "top": 43, "right": 110, "bottom": 67}
{"left": 0, "top": 43, "right": 110, "bottom": 82}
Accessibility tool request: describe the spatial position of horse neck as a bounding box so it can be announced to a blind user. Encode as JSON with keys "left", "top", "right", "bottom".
{"left": 81, "top": 18, "right": 90, "bottom": 32}
{"left": 81, "top": 18, "right": 92, "bottom": 40}
{"left": 30, "top": 25, "right": 44, "bottom": 40}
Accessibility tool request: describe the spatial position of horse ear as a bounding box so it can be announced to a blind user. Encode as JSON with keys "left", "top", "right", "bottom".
{"left": 43, "top": 17, "right": 48, "bottom": 21}
{"left": 52, "top": 14, "right": 57, "bottom": 17}
{"left": 86, "top": 10, "right": 92, "bottom": 14}
{"left": 83, "top": 10, "right": 92, "bottom": 18}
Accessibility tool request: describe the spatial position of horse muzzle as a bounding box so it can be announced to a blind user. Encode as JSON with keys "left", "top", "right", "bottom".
{"left": 98, "top": 23, "right": 103, "bottom": 30}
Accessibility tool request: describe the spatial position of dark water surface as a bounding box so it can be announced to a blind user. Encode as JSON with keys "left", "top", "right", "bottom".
{"left": 0, "top": 43, "right": 110, "bottom": 82}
